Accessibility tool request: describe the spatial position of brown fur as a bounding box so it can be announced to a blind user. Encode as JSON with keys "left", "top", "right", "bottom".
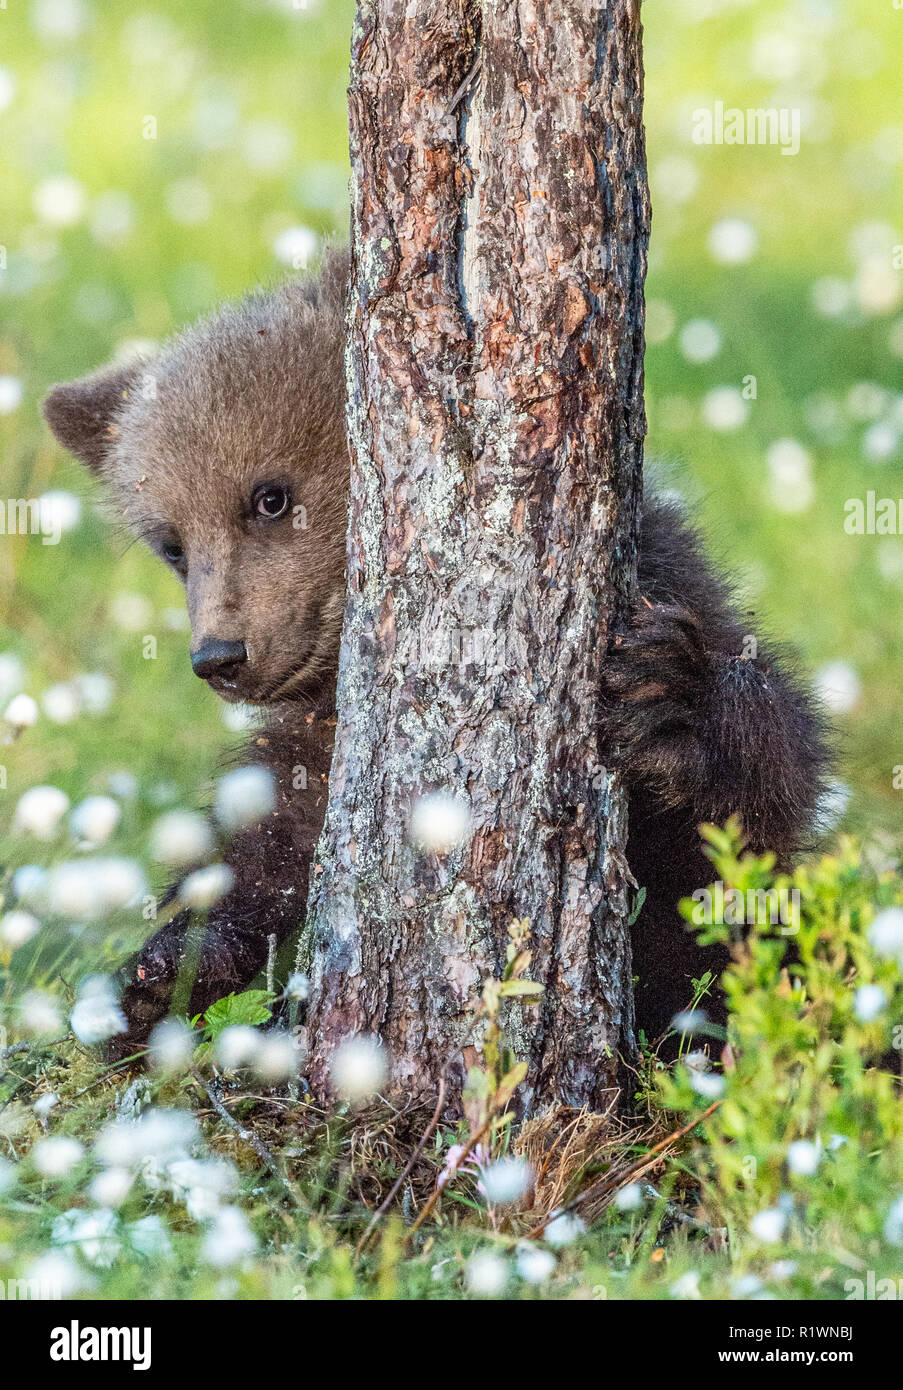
{"left": 44, "top": 249, "right": 829, "bottom": 1059}
{"left": 45, "top": 248, "right": 350, "bottom": 707}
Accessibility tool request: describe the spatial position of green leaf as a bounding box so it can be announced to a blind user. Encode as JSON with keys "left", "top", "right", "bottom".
{"left": 628, "top": 885, "right": 647, "bottom": 926}
{"left": 202, "top": 989, "right": 275, "bottom": 1040}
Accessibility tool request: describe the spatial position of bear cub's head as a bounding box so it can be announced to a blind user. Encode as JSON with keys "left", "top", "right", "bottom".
{"left": 44, "top": 248, "right": 350, "bottom": 706}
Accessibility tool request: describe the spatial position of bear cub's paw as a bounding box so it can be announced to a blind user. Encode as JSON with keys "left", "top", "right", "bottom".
{"left": 601, "top": 600, "right": 713, "bottom": 804}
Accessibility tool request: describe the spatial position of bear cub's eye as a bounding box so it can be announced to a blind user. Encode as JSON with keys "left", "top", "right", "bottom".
{"left": 162, "top": 539, "right": 184, "bottom": 564}
{"left": 252, "top": 482, "right": 291, "bottom": 521}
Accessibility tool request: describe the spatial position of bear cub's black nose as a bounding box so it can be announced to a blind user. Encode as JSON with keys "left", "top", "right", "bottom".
{"left": 191, "top": 639, "right": 248, "bottom": 681}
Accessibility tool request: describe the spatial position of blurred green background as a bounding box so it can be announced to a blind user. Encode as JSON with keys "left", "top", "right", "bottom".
{"left": 0, "top": 0, "right": 900, "bottom": 904}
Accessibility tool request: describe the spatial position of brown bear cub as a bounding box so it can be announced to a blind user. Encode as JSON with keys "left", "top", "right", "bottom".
{"left": 44, "top": 247, "right": 828, "bottom": 1058}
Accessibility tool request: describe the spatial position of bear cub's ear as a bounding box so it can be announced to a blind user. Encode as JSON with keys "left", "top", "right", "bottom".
{"left": 43, "top": 363, "right": 140, "bottom": 472}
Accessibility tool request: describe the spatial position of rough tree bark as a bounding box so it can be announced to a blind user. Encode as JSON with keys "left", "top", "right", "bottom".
{"left": 305, "top": 0, "right": 650, "bottom": 1116}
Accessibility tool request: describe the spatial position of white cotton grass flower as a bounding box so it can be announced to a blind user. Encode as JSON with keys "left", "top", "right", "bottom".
{"left": 13, "top": 784, "right": 70, "bottom": 839}
{"left": 750, "top": 1207, "right": 787, "bottom": 1243}
{"left": 214, "top": 765, "right": 276, "bottom": 833}
{"left": 856, "top": 259, "right": 903, "bottom": 317}
{"left": 242, "top": 119, "right": 293, "bottom": 172}
{"left": 273, "top": 224, "right": 319, "bottom": 269}
{"left": 409, "top": 792, "right": 470, "bottom": 853}
{"left": 877, "top": 542, "right": 903, "bottom": 585}
{"left": 543, "top": 1211, "right": 586, "bottom": 1247}
{"left": 165, "top": 178, "right": 212, "bottom": 226}
{"left": 0, "top": 376, "right": 24, "bottom": 415}
{"left": 465, "top": 1250, "right": 509, "bottom": 1296}
{"left": 702, "top": 386, "right": 749, "bottom": 433}
{"left": 52, "top": 1208, "right": 120, "bottom": 1268}
{"left": 669, "top": 1270, "right": 702, "bottom": 1299}
{"left": 812, "top": 779, "right": 852, "bottom": 834}
{"left": 330, "top": 1035, "right": 387, "bottom": 1104}
{"left": 70, "top": 975, "right": 127, "bottom": 1045}
{"left": 149, "top": 809, "right": 215, "bottom": 867}
{"left": 19, "top": 989, "right": 63, "bottom": 1036}
{"left": 814, "top": 660, "right": 862, "bottom": 715}
{"left": 708, "top": 217, "right": 758, "bottom": 266}
{"left": 33, "top": 1092, "right": 60, "bottom": 1121}
{"left": 32, "top": 686, "right": 75, "bottom": 729}
{"left": 786, "top": 1140, "right": 820, "bottom": 1176}
{"left": 94, "top": 1108, "right": 200, "bottom": 1170}
{"left": 38, "top": 489, "right": 82, "bottom": 536}
{"left": 110, "top": 591, "right": 153, "bottom": 631}
{"left": 73, "top": 671, "right": 114, "bottom": 714}
{"left": 88, "top": 190, "right": 133, "bottom": 247}
{"left": 147, "top": 1018, "right": 196, "bottom": 1074}
{"left": 221, "top": 701, "right": 260, "bottom": 733}
{"left": 184, "top": 1184, "right": 220, "bottom": 1222}
{"left": 148, "top": 781, "right": 178, "bottom": 808}
{"left": 678, "top": 318, "right": 721, "bottom": 363}
{"left": 804, "top": 393, "right": 846, "bottom": 444}
{"left": 847, "top": 381, "right": 888, "bottom": 421}
{"left": 24, "top": 1250, "right": 89, "bottom": 1298}
{"left": 32, "top": 1135, "right": 84, "bottom": 1178}
{"left": 0, "top": 909, "right": 41, "bottom": 949}
{"left": 652, "top": 154, "right": 699, "bottom": 204}
{"left": 170, "top": 1159, "right": 238, "bottom": 1220}
{"left": 202, "top": 1205, "right": 257, "bottom": 1268}
{"left": 613, "top": 1182, "right": 645, "bottom": 1212}
{"left": 253, "top": 1031, "right": 300, "bottom": 1084}
{"left": 33, "top": 175, "right": 85, "bottom": 227}
{"left": 12, "top": 864, "right": 47, "bottom": 908}
{"left": 750, "top": 30, "right": 804, "bottom": 81}
{"left": 766, "top": 438, "right": 815, "bottom": 514}
{"left": 4, "top": 692, "right": 39, "bottom": 730}
{"left": 732, "top": 1273, "right": 765, "bottom": 1298}
{"left": 0, "top": 66, "right": 16, "bottom": 115}
{"left": 811, "top": 276, "right": 852, "bottom": 319}
{"left": 853, "top": 983, "right": 886, "bottom": 1023}
{"left": 282, "top": 971, "right": 309, "bottom": 1003}
{"left": 480, "top": 1156, "right": 532, "bottom": 1206}
{"left": 179, "top": 863, "right": 235, "bottom": 910}
{"left": 515, "top": 1241, "right": 556, "bottom": 1285}
{"left": 214, "top": 1024, "right": 262, "bottom": 1073}
{"left": 671, "top": 1009, "right": 709, "bottom": 1035}
{"left": 107, "top": 770, "right": 138, "bottom": 800}
{"left": 769, "top": 1259, "right": 798, "bottom": 1281}
{"left": 69, "top": 795, "right": 121, "bottom": 848}
{"left": 168, "top": 1158, "right": 237, "bottom": 1214}
{"left": 0, "top": 652, "right": 26, "bottom": 703}
{"left": 47, "top": 857, "right": 146, "bottom": 919}
{"left": 862, "top": 421, "right": 899, "bottom": 462}
{"left": 128, "top": 1214, "right": 172, "bottom": 1259}
{"left": 868, "top": 908, "right": 903, "bottom": 967}
{"left": 33, "top": 0, "right": 89, "bottom": 42}
{"left": 89, "top": 1167, "right": 133, "bottom": 1208}
{"left": 884, "top": 1194, "right": 903, "bottom": 1247}
{"left": 689, "top": 1070, "right": 725, "bottom": 1100}
{"left": 89, "top": 191, "right": 134, "bottom": 246}
{"left": 0, "top": 1157, "right": 16, "bottom": 1195}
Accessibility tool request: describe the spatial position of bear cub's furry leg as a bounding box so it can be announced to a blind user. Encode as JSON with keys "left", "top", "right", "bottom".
{"left": 603, "top": 496, "right": 828, "bottom": 1043}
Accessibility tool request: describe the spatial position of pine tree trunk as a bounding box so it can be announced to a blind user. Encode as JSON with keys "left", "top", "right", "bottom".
{"left": 306, "top": 0, "right": 650, "bottom": 1116}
